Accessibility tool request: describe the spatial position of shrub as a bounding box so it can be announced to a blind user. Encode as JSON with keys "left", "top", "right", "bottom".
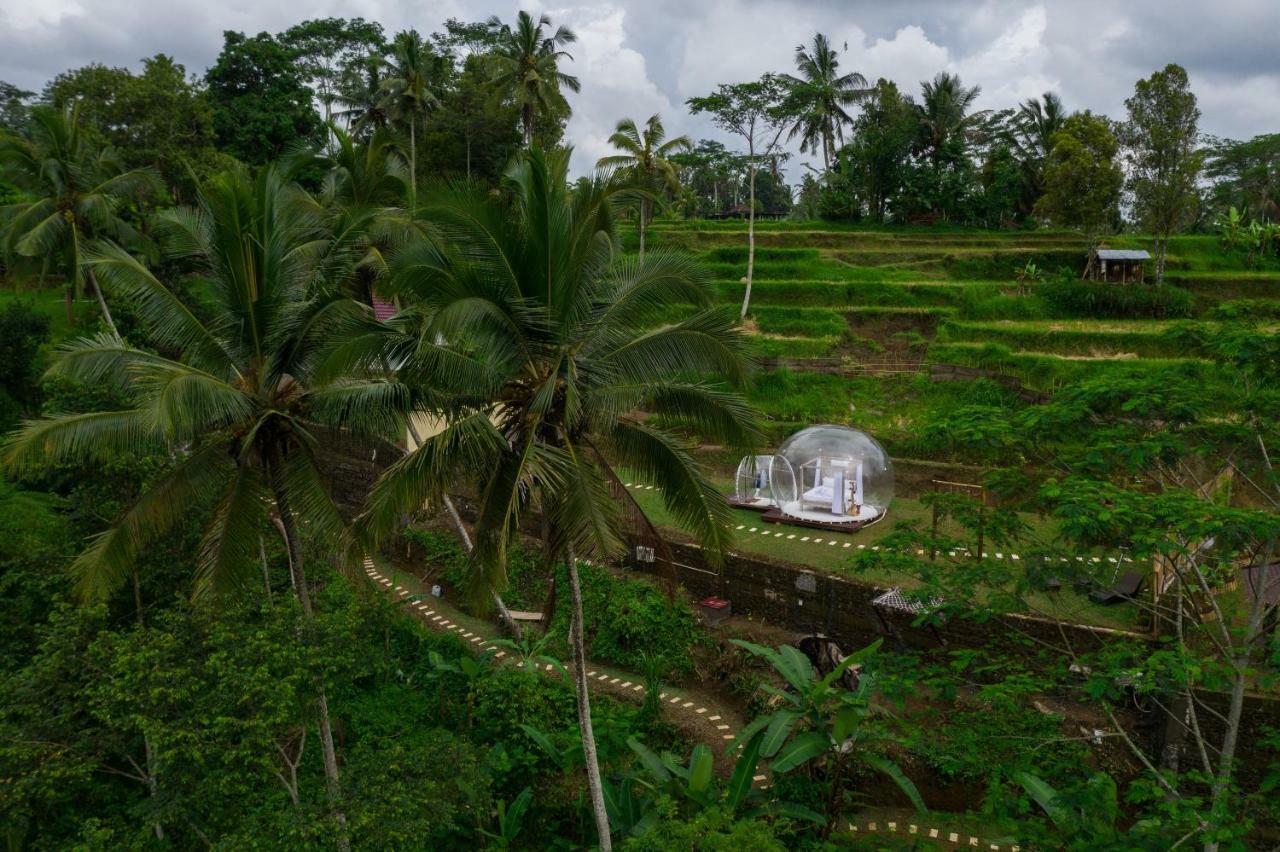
{"left": 1207, "top": 298, "right": 1280, "bottom": 321}
{"left": 545, "top": 560, "right": 705, "bottom": 678}
{"left": 1039, "top": 278, "right": 1193, "bottom": 319}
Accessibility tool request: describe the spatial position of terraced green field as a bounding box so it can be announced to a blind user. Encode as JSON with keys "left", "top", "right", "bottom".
{"left": 637, "top": 220, "right": 1280, "bottom": 383}
{"left": 620, "top": 220, "right": 1280, "bottom": 626}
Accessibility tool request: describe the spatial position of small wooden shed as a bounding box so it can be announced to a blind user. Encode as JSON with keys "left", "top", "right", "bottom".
{"left": 1085, "top": 248, "right": 1151, "bottom": 283}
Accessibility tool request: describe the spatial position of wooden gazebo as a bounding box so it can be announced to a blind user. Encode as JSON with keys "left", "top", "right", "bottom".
{"left": 1085, "top": 248, "right": 1151, "bottom": 283}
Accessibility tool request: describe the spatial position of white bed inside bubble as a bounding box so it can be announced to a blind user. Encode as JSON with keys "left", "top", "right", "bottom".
{"left": 763, "top": 425, "right": 894, "bottom": 528}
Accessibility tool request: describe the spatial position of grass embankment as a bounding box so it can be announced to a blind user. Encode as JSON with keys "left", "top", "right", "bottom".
{"left": 0, "top": 283, "right": 85, "bottom": 343}
{"left": 620, "top": 479, "right": 1139, "bottom": 631}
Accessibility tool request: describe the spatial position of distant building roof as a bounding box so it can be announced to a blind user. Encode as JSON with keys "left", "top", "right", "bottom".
{"left": 1095, "top": 249, "right": 1151, "bottom": 261}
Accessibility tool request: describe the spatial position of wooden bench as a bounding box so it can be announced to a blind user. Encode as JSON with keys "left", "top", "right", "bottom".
{"left": 507, "top": 610, "right": 545, "bottom": 622}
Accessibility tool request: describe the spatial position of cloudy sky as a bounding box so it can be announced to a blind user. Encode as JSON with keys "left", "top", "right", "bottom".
{"left": 3, "top": 0, "right": 1279, "bottom": 174}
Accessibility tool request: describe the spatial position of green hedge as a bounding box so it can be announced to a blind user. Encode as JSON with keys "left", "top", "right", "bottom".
{"left": 937, "top": 321, "right": 1190, "bottom": 358}
{"left": 1207, "top": 298, "right": 1280, "bottom": 321}
{"left": 1039, "top": 279, "right": 1193, "bottom": 319}
{"left": 748, "top": 306, "right": 848, "bottom": 338}
{"left": 400, "top": 529, "right": 706, "bottom": 678}
{"left": 927, "top": 342, "right": 1220, "bottom": 390}
{"left": 714, "top": 279, "right": 998, "bottom": 309}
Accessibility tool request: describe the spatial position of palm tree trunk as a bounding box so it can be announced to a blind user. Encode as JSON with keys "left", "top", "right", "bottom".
{"left": 130, "top": 568, "right": 164, "bottom": 840}
{"left": 87, "top": 268, "right": 119, "bottom": 337}
{"left": 260, "top": 536, "right": 273, "bottom": 607}
{"left": 442, "top": 493, "right": 525, "bottom": 642}
{"left": 566, "top": 549, "right": 612, "bottom": 851}
{"left": 268, "top": 451, "right": 349, "bottom": 851}
{"left": 409, "top": 118, "right": 417, "bottom": 210}
{"left": 403, "top": 420, "right": 523, "bottom": 640}
{"left": 741, "top": 150, "right": 757, "bottom": 320}
{"left": 522, "top": 104, "right": 534, "bottom": 148}
{"left": 638, "top": 198, "right": 647, "bottom": 260}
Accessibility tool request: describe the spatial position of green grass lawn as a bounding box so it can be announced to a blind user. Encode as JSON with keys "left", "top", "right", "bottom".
{"left": 620, "top": 476, "right": 1141, "bottom": 631}
{"left": 0, "top": 281, "right": 87, "bottom": 344}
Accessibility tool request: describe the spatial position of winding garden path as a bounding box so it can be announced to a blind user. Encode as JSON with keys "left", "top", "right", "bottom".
{"left": 362, "top": 555, "right": 1023, "bottom": 850}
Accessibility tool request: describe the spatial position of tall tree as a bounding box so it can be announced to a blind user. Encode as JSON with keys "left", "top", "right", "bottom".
{"left": 688, "top": 75, "right": 790, "bottom": 318}
{"left": 0, "top": 104, "right": 160, "bottom": 329}
{"left": 419, "top": 54, "right": 522, "bottom": 183}
{"left": 841, "top": 78, "right": 918, "bottom": 222}
{"left": 1203, "top": 133, "right": 1280, "bottom": 222}
{"left": 359, "top": 148, "right": 758, "bottom": 852}
{"left": 205, "top": 31, "right": 322, "bottom": 165}
{"left": 1035, "top": 112, "right": 1123, "bottom": 249}
{"left": 597, "top": 114, "right": 691, "bottom": 258}
{"left": 282, "top": 17, "right": 386, "bottom": 151}
{"left": 1012, "top": 91, "right": 1066, "bottom": 212}
{"left": 2, "top": 163, "right": 409, "bottom": 848}
{"left": 43, "top": 55, "right": 220, "bottom": 199}
{"left": 915, "top": 72, "right": 989, "bottom": 163}
{"left": 486, "top": 11, "right": 580, "bottom": 147}
{"left": 1120, "top": 64, "right": 1203, "bottom": 284}
{"left": 780, "top": 33, "right": 870, "bottom": 169}
{"left": 336, "top": 54, "right": 391, "bottom": 139}
{"left": 0, "top": 81, "right": 33, "bottom": 131}
{"left": 378, "top": 29, "right": 442, "bottom": 207}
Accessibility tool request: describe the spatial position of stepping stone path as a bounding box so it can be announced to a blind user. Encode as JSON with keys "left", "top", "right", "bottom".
{"left": 632, "top": 484, "right": 1130, "bottom": 565}
{"left": 363, "top": 556, "right": 1020, "bottom": 849}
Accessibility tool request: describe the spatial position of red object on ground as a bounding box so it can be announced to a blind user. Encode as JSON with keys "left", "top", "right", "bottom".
{"left": 700, "top": 597, "right": 729, "bottom": 609}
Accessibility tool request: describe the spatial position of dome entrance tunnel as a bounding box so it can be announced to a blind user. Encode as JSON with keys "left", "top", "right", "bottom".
{"left": 732, "top": 425, "right": 893, "bottom": 533}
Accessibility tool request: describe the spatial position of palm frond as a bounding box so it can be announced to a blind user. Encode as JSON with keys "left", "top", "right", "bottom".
{"left": 72, "top": 442, "right": 234, "bottom": 601}
{"left": 605, "top": 419, "right": 738, "bottom": 562}
{"left": 192, "top": 460, "right": 270, "bottom": 601}
{"left": 3, "top": 410, "right": 161, "bottom": 476}
{"left": 83, "top": 240, "right": 233, "bottom": 372}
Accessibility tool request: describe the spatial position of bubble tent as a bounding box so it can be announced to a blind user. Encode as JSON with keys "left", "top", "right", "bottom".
{"left": 733, "top": 425, "right": 893, "bottom": 532}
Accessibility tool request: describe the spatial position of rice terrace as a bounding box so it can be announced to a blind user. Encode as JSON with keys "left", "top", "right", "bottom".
{"left": 1, "top": 3, "right": 1279, "bottom": 850}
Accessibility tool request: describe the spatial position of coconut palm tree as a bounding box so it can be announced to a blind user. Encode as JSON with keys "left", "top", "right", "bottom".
{"left": 780, "top": 33, "right": 870, "bottom": 169}
{"left": 1012, "top": 92, "right": 1066, "bottom": 199}
{"left": 358, "top": 147, "right": 759, "bottom": 851}
{"left": 597, "top": 114, "right": 691, "bottom": 259}
{"left": 3, "top": 163, "right": 412, "bottom": 848}
{"left": 378, "top": 29, "right": 440, "bottom": 206}
{"left": 317, "top": 131, "right": 529, "bottom": 636}
{"left": 486, "top": 11, "right": 580, "bottom": 147}
{"left": 337, "top": 54, "right": 391, "bottom": 139}
{"left": 0, "top": 104, "right": 160, "bottom": 331}
{"left": 915, "top": 72, "right": 990, "bottom": 162}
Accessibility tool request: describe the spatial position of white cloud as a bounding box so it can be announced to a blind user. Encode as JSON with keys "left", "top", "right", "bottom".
{"left": 555, "top": 4, "right": 681, "bottom": 171}
{"left": 0, "top": 0, "right": 1275, "bottom": 179}
{"left": 954, "top": 6, "right": 1057, "bottom": 109}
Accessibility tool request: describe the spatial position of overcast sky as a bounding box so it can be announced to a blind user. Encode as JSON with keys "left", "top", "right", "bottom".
{"left": 3, "top": 0, "right": 1279, "bottom": 175}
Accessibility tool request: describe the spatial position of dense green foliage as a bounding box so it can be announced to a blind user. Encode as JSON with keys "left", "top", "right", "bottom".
{"left": 206, "top": 31, "right": 323, "bottom": 164}
{"left": 1, "top": 13, "right": 1279, "bottom": 852}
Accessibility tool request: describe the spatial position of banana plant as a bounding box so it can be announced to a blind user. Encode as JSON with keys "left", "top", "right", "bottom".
{"left": 489, "top": 631, "right": 569, "bottom": 679}
{"left": 1015, "top": 772, "right": 1166, "bottom": 850}
{"left": 730, "top": 639, "right": 925, "bottom": 834}
{"left": 479, "top": 786, "right": 533, "bottom": 850}
{"left": 519, "top": 723, "right": 583, "bottom": 772}
{"left": 429, "top": 648, "right": 495, "bottom": 730}
{"left": 1216, "top": 206, "right": 1247, "bottom": 253}
{"left": 605, "top": 732, "right": 824, "bottom": 838}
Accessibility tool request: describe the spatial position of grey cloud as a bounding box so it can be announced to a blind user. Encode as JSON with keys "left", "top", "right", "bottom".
{"left": 0, "top": 0, "right": 1275, "bottom": 178}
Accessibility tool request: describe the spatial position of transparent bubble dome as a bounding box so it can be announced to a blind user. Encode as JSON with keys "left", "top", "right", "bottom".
{"left": 768, "top": 425, "right": 894, "bottom": 522}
